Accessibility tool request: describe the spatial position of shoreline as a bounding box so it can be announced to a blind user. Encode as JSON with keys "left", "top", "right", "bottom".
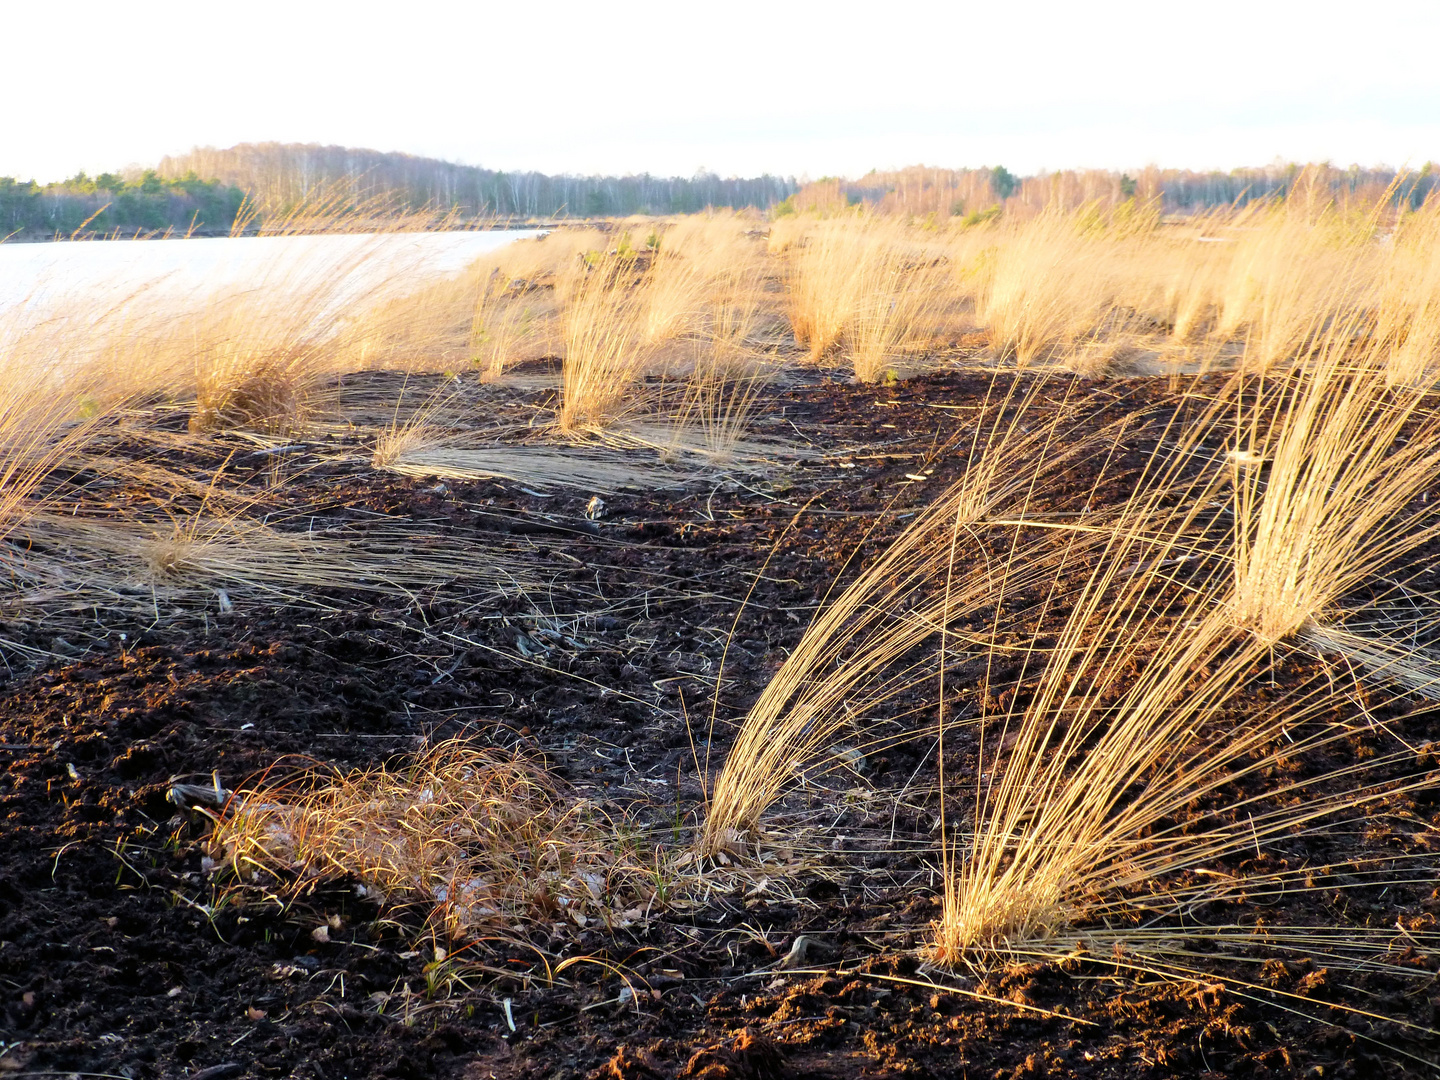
{"left": 0, "top": 220, "right": 576, "bottom": 245}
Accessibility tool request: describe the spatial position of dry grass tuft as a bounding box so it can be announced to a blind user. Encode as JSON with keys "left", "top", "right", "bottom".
{"left": 699, "top": 381, "right": 1119, "bottom": 856}
{"left": 189, "top": 347, "right": 320, "bottom": 433}
{"left": 933, "top": 324, "right": 1440, "bottom": 956}
{"left": 1376, "top": 196, "right": 1440, "bottom": 386}
{"left": 1229, "top": 322, "right": 1440, "bottom": 642}
{"left": 557, "top": 256, "right": 654, "bottom": 432}
{"left": 781, "top": 217, "right": 948, "bottom": 380}
{"left": 1212, "top": 189, "right": 1375, "bottom": 371}
{"left": 0, "top": 338, "right": 110, "bottom": 543}
{"left": 976, "top": 208, "right": 1136, "bottom": 366}
{"left": 468, "top": 273, "right": 556, "bottom": 381}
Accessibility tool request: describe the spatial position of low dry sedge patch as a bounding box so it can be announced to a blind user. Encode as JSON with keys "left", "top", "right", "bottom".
{"left": 210, "top": 741, "right": 673, "bottom": 941}
{"left": 1, "top": 187, "right": 1439, "bottom": 1079}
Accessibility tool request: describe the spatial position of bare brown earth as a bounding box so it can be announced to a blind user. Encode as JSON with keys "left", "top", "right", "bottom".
{"left": 1, "top": 368, "right": 1437, "bottom": 1079}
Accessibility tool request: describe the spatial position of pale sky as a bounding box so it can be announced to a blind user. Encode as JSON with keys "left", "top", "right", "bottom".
{"left": 4, "top": 0, "right": 1438, "bottom": 182}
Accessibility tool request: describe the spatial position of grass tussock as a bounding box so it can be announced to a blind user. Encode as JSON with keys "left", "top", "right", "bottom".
{"left": 1229, "top": 325, "right": 1440, "bottom": 641}
{"left": 1376, "top": 195, "right": 1440, "bottom": 386}
{"left": 0, "top": 333, "right": 110, "bottom": 542}
{"left": 468, "top": 272, "right": 556, "bottom": 381}
{"left": 976, "top": 208, "right": 1130, "bottom": 366}
{"left": 642, "top": 213, "right": 763, "bottom": 347}
{"left": 928, "top": 326, "right": 1440, "bottom": 954}
{"left": 782, "top": 217, "right": 953, "bottom": 380}
{"left": 557, "top": 256, "right": 654, "bottom": 432}
{"left": 699, "top": 382, "right": 1124, "bottom": 856}
{"left": 698, "top": 313, "right": 1440, "bottom": 998}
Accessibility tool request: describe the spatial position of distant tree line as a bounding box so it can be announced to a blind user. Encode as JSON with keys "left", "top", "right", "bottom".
{"left": 0, "top": 171, "right": 246, "bottom": 238}
{"left": 784, "top": 163, "right": 1440, "bottom": 220}
{"left": 157, "top": 143, "right": 798, "bottom": 219}
{"left": 10, "top": 149, "right": 1437, "bottom": 242}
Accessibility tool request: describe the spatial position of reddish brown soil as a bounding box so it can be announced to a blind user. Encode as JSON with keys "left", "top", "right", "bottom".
{"left": 1, "top": 369, "right": 1437, "bottom": 1079}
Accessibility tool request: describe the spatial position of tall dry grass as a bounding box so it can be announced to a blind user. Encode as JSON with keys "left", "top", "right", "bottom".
{"left": 1211, "top": 193, "right": 1376, "bottom": 371}
{"left": 698, "top": 308, "right": 1440, "bottom": 975}
{"left": 932, "top": 324, "right": 1440, "bottom": 952}
{"left": 6, "top": 236, "right": 487, "bottom": 435}
{"left": 976, "top": 208, "right": 1129, "bottom": 366}
{"left": 557, "top": 256, "right": 654, "bottom": 432}
{"left": 467, "top": 271, "right": 556, "bottom": 381}
{"left": 669, "top": 273, "right": 774, "bottom": 463}
{"left": 699, "top": 381, "right": 1131, "bottom": 856}
{"left": 781, "top": 217, "right": 949, "bottom": 380}
{"left": 1376, "top": 197, "right": 1440, "bottom": 386}
{"left": 642, "top": 213, "right": 762, "bottom": 347}
{"left": 764, "top": 176, "right": 1430, "bottom": 378}
{"left": 0, "top": 318, "right": 113, "bottom": 543}
{"left": 1229, "top": 318, "right": 1440, "bottom": 641}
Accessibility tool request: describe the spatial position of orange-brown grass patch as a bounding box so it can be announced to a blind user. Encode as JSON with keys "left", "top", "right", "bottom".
{"left": 210, "top": 741, "right": 666, "bottom": 942}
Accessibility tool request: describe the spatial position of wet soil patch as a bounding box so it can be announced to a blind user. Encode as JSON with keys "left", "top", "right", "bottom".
{"left": 2, "top": 368, "right": 1437, "bottom": 1078}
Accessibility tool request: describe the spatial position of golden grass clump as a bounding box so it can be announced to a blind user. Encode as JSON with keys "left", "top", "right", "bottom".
{"left": 557, "top": 256, "right": 654, "bottom": 432}
{"left": 1375, "top": 196, "right": 1440, "bottom": 386}
{"left": 975, "top": 208, "right": 1132, "bottom": 367}
{"left": 466, "top": 270, "right": 557, "bottom": 381}
{"left": 847, "top": 260, "right": 946, "bottom": 383}
{"left": 699, "top": 382, "right": 1120, "bottom": 856}
{"left": 1211, "top": 188, "right": 1376, "bottom": 371}
{"left": 782, "top": 217, "right": 873, "bottom": 361}
{"left": 11, "top": 199, "right": 530, "bottom": 433}
{"left": 179, "top": 236, "right": 486, "bottom": 432}
{"left": 641, "top": 228, "right": 710, "bottom": 346}
{"left": 1229, "top": 326, "right": 1440, "bottom": 641}
{"left": 935, "top": 326, "right": 1440, "bottom": 954}
{"left": 189, "top": 346, "right": 321, "bottom": 433}
{"left": 660, "top": 257, "right": 780, "bottom": 463}
{"left": 698, "top": 327, "right": 1440, "bottom": 971}
{"left": 13, "top": 241, "right": 463, "bottom": 435}
{"left": 781, "top": 216, "right": 948, "bottom": 380}
{"left": 211, "top": 741, "right": 657, "bottom": 938}
{"left": 0, "top": 323, "right": 114, "bottom": 543}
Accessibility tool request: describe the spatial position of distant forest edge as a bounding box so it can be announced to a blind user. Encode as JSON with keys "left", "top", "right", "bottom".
{"left": 158, "top": 143, "right": 798, "bottom": 220}
{"left": 783, "top": 162, "right": 1440, "bottom": 220}
{"left": 3, "top": 143, "right": 1438, "bottom": 240}
{"left": 0, "top": 143, "right": 798, "bottom": 240}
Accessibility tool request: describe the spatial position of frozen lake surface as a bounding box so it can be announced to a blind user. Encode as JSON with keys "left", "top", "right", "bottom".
{"left": 0, "top": 230, "right": 541, "bottom": 319}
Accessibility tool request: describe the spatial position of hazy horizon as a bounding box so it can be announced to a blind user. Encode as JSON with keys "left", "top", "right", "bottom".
{"left": 5, "top": 0, "right": 1438, "bottom": 183}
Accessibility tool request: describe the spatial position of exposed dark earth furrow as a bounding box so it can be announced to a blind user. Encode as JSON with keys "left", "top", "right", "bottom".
{"left": 1, "top": 370, "right": 1437, "bottom": 1079}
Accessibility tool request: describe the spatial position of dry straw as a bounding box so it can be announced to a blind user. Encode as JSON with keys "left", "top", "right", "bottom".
{"left": 782, "top": 216, "right": 947, "bottom": 379}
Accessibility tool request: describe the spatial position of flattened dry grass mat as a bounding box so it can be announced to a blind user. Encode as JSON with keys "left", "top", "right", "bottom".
{"left": 208, "top": 740, "right": 674, "bottom": 943}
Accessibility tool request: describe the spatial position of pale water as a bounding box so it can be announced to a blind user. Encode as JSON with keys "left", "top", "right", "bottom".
{"left": 0, "top": 230, "right": 542, "bottom": 323}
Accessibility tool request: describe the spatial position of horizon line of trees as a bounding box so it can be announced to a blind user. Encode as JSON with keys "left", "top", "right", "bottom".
{"left": 8, "top": 150, "right": 1439, "bottom": 242}
{"left": 157, "top": 143, "right": 798, "bottom": 219}
{"left": 784, "top": 162, "right": 1440, "bottom": 220}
